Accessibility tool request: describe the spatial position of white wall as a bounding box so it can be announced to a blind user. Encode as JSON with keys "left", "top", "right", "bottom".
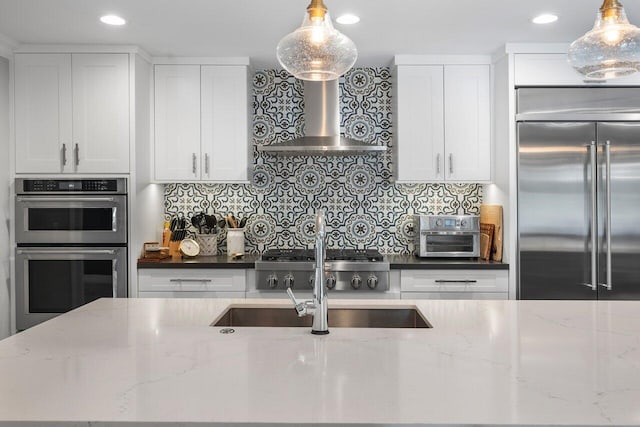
{"left": 0, "top": 56, "right": 10, "bottom": 338}
{"left": 132, "top": 54, "right": 164, "bottom": 296}
{"left": 484, "top": 53, "right": 516, "bottom": 299}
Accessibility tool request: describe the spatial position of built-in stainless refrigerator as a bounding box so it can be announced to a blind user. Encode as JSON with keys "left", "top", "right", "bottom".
{"left": 517, "top": 88, "right": 640, "bottom": 300}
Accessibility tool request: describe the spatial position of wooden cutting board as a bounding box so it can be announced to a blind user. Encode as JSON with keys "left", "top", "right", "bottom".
{"left": 479, "top": 223, "right": 495, "bottom": 261}
{"left": 479, "top": 205, "right": 503, "bottom": 262}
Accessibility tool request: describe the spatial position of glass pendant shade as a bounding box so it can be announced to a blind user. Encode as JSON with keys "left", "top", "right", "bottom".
{"left": 277, "top": 3, "right": 357, "bottom": 81}
{"left": 568, "top": 0, "right": 640, "bottom": 79}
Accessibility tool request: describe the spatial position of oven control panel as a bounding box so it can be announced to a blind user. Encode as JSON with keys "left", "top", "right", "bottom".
{"left": 416, "top": 215, "right": 480, "bottom": 232}
{"left": 18, "top": 179, "right": 126, "bottom": 194}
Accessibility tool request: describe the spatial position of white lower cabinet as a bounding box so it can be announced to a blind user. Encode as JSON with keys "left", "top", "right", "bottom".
{"left": 138, "top": 269, "right": 246, "bottom": 298}
{"left": 400, "top": 269, "right": 508, "bottom": 300}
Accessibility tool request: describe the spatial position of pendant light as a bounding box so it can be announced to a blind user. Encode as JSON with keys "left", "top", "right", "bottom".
{"left": 276, "top": 0, "right": 358, "bottom": 81}
{"left": 568, "top": 0, "right": 640, "bottom": 79}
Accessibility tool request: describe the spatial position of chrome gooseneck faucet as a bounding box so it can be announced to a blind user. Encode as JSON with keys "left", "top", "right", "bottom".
{"left": 286, "top": 210, "right": 329, "bottom": 335}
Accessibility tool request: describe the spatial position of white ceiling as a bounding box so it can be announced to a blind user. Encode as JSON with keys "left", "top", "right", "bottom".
{"left": 0, "top": 0, "right": 638, "bottom": 68}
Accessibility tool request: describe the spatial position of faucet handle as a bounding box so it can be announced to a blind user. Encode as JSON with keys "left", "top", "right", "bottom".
{"left": 286, "top": 287, "right": 312, "bottom": 317}
{"left": 286, "top": 287, "right": 300, "bottom": 306}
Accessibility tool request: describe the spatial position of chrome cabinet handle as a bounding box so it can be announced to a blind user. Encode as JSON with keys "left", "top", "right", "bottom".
{"left": 205, "top": 153, "right": 210, "bottom": 175}
{"left": 169, "top": 279, "right": 212, "bottom": 283}
{"left": 587, "top": 141, "right": 598, "bottom": 291}
{"left": 436, "top": 153, "right": 441, "bottom": 175}
{"left": 75, "top": 144, "right": 80, "bottom": 166}
{"left": 192, "top": 153, "right": 197, "bottom": 175}
{"left": 449, "top": 154, "right": 454, "bottom": 175}
{"left": 435, "top": 280, "right": 478, "bottom": 284}
{"left": 62, "top": 144, "right": 67, "bottom": 166}
{"left": 601, "top": 141, "right": 613, "bottom": 291}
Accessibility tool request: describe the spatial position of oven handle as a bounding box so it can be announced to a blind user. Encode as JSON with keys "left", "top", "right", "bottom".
{"left": 16, "top": 197, "right": 117, "bottom": 203}
{"left": 113, "top": 258, "right": 118, "bottom": 298}
{"left": 17, "top": 249, "right": 117, "bottom": 255}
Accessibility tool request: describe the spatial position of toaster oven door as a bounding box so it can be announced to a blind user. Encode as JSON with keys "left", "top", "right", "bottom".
{"left": 420, "top": 232, "right": 479, "bottom": 257}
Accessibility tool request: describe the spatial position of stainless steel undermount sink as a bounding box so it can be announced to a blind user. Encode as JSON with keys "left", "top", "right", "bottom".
{"left": 212, "top": 307, "right": 432, "bottom": 329}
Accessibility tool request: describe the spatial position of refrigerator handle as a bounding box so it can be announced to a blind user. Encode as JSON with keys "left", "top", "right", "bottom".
{"left": 600, "top": 141, "right": 613, "bottom": 291}
{"left": 588, "top": 142, "right": 598, "bottom": 291}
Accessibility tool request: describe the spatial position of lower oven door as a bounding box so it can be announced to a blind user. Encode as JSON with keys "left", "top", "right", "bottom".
{"left": 15, "top": 247, "right": 127, "bottom": 330}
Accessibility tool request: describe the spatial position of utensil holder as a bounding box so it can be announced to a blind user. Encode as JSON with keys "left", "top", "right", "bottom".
{"left": 226, "top": 228, "right": 245, "bottom": 257}
{"left": 196, "top": 234, "right": 218, "bottom": 256}
{"left": 169, "top": 241, "right": 181, "bottom": 259}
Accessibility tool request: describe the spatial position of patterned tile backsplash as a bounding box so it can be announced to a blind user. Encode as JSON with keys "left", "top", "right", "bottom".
{"left": 164, "top": 67, "right": 483, "bottom": 254}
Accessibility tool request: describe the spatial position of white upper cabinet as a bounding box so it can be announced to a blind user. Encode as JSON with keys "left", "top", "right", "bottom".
{"left": 72, "top": 54, "right": 130, "bottom": 173}
{"left": 153, "top": 63, "right": 250, "bottom": 183}
{"left": 15, "top": 53, "right": 130, "bottom": 174}
{"left": 201, "top": 66, "right": 249, "bottom": 182}
{"left": 394, "top": 65, "right": 444, "bottom": 182}
{"left": 154, "top": 65, "right": 201, "bottom": 181}
{"left": 515, "top": 53, "right": 640, "bottom": 86}
{"left": 15, "top": 54, "right": 72, "bottom": 173}
{"left": 394, "top": 59, "right": 492, "bottom": 183}
{"left": 444, "top": 65, "right": 491, "bottom": 182}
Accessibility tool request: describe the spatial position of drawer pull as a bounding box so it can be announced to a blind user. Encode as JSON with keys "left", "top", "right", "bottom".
{"left": 169, "top": 279, "right": 212, "bottom": 283}
{"left": 434, "top": 280, "right": 478, "bottom": 284}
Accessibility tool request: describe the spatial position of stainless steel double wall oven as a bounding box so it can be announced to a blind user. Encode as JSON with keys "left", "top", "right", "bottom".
{"left": 15, "top": 178, "right": 128, "bottom": 329}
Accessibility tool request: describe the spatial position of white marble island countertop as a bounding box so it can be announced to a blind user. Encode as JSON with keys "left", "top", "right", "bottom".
{"left": 1, "top": 298, "right": 640, "bottom": 426}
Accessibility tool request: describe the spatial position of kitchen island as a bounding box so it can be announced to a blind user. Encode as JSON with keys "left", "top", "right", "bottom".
{"left": 0, "top": 298, "right": 638, "bottom": 426}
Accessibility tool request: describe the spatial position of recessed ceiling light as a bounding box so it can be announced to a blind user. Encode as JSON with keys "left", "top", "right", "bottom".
{"left": 532, "top": 14, "right": 558, "bottom": 24}
{"left": 100, "top": 15, "right": 126, "bottom": 26}
{"left": 336, "top": 14, "right": 360, "bottom": 25}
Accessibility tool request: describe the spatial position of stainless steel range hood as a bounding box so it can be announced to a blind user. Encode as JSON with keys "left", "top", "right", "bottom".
{"left": 257, "top": 80, "right": 387, "bottom": 156}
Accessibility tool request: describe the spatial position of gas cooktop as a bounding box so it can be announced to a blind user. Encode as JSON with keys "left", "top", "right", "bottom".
{"left": 255, "top": 248, "right": 390, "bottom": 292}
{"left": 261, "top": 248, "right": 384, "bottom": 262}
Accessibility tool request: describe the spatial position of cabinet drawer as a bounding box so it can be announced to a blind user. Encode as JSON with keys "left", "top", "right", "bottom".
{"left": 138, "top": 269, "right": 246, "bottom": 292}
{"left": 400, "top": 270, "right": 508, "bottom": 293}
{"left": 138, "top": 291, "right": 245, "bottom": 298}
{"left": 401, "top": 292, "right": 507, "bottom": 300}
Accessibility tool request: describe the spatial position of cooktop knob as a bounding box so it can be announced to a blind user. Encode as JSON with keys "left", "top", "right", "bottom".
{"left": 326, "top": 275, "right": 336, "bottom": 290}
{"left": 351, "top": 274, "right": 362, "bottom": 290}
{"left": 436, "top": 218, "right": 444, "bottom": 227}
{"left": 461, "top": 219, "right": 467, "bottom": 227}
{"left": 367, "top": 275, "right": 379, "bottom": 290}
{"left": 267, "top": 274, "right": 278, "bottom": 289}
{"left": 284, "top": 274, "right": 294, "bottom": 289}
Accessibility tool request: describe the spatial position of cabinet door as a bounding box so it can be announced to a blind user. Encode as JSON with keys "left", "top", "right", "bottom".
{"left": 72, "top": 54, "right": 130, "bottom": 173}
{"left": 15, "top": 54, "right": 72, "bottom": 173}
{"left": 201, "top": 66, "right": 249, "bottom": 182}
{"left": 444, "top": 65, "right": 491, "bottom": 182}
{"left": 154, "top": 65, "right": 201, "bottom": 181}
{"left": 394, "top": 65, "right": 445, "bottom": 182}
{"left": 515, "top": 54, "right": 640, "bottom": 86}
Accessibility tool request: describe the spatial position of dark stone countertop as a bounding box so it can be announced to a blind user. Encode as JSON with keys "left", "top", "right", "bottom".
{"left": 385, "top": 254, "right": 509, "bottom": 270}
{"left": 138, "top": 254, "right": 508, "bottom": 270}
{"left": 137, "top": 254, "right": 261, "bottom": 269}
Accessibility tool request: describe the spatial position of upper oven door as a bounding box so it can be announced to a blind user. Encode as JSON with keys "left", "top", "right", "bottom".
{"left": 15, "top": 195, "right": 127, "bottom": 244}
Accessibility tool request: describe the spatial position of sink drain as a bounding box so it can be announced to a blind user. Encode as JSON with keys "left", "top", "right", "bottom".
{"left": 219, "top": 328, "right": 235, "bottom": 334}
